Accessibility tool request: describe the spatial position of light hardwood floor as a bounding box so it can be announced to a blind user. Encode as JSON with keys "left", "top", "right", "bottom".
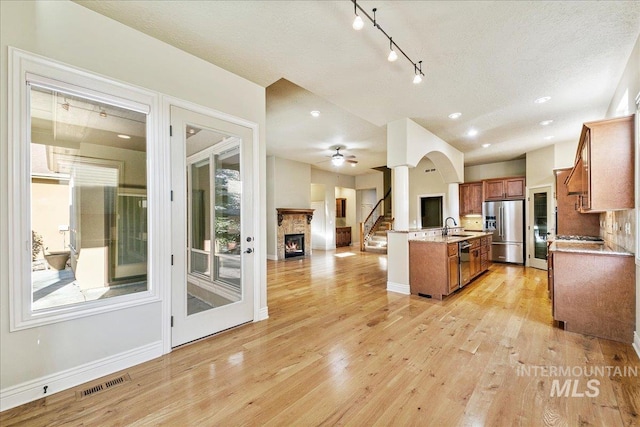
{"left": 2, "top": 248, "right": 639, "bottom": 426}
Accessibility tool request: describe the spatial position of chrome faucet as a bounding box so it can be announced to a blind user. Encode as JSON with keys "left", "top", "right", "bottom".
{"left": 443, "top": 217, "right": 457, "bottom": 236}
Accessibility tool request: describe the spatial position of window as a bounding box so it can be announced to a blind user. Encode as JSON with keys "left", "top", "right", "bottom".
{"left": 10, "top": 49, "right": 160, "bottom": 329}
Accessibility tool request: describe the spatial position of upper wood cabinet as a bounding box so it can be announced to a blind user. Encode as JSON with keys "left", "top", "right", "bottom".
{"left": 565, "top": 114, "right": 634, "bottom": 212}
{"left": 483, "top": 177, "right": 526, "bottom": 201}
{"left": 459, "top": 182, "right": 483, "bottom": 215}
{"left": 554, "top": 168, "right": 600, "bottom": 236}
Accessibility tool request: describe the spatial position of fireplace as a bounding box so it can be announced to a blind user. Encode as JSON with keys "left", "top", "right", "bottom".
{"left": 284, "top": 234, "right": 305, "bottom": 258}
{"left": 276, "top": 208, "right": 313, "bottom": 260}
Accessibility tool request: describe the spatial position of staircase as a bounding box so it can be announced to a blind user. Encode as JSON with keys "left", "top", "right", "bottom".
{"left": 360, "top": 186, "right": 393, "bottom": 254}
{"left": 363, "top": 215, "right": 393, "bottom": 253}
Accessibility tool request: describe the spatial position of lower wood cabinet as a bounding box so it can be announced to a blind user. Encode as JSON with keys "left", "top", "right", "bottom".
{"left": 410, "top": 236, "right": 491, "bottom": 300}
{"left": 551, "top": 250, "right": 635, "bottom": 343}
{"left": 336, "top": 227, "right": 351, "bottom": 247}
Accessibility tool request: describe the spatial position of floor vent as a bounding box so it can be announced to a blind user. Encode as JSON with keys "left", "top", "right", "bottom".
{"left": 76, "top": 373, "right": 131, "bottom": 400}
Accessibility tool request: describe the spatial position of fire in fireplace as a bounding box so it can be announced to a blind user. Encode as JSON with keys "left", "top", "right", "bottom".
{"left": 284, "top": 234, "right": 305, "bottom": 258}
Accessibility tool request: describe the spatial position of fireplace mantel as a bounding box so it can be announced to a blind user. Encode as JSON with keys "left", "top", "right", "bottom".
{"left": 277, "top": 208, "right": 314, "bottom": 226}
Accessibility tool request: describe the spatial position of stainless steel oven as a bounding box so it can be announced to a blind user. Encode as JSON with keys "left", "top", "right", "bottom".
{"left": 459, "top": 241, "right": 471, "bottom": 286}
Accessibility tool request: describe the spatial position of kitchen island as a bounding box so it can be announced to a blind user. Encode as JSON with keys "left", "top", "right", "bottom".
{"left": 409, "top": 231, "right": 493, "bottom": 300}
{"left": 549, "top": 240, "right": 635, "bottom": 343}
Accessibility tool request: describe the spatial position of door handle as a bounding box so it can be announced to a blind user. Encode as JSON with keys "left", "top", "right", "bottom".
{"left": 244, "top": 248, "right": 253, "bottom": 254}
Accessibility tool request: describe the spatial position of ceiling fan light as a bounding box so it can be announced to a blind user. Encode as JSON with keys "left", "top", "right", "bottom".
{"left": 353, "top": 15, "right": 364, "bottom": 30}
{"left": 331, "top": 155, "right": 345, "bottom": 166}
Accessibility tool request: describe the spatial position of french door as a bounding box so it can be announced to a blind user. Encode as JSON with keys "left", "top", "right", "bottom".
{"left": 529, "top": 186, "right": 553, "bottom": 270}
{"left": 170, "top": 106, "right": 254, "bottom": 347}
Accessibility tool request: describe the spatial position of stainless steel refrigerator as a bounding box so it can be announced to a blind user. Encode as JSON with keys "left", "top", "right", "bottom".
{"left": 483, "top": 200, "right": 525, "bottom": 264}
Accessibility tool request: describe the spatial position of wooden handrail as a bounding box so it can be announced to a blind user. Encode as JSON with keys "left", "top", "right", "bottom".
{"left": 363, "top": 187, "right": 392, "bottom": 226}
{"left": 360, "top": 188, "right": 392, "bottom": 251}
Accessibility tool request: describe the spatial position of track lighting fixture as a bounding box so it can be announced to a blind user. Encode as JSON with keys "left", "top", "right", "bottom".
{"left": 413, "top": 61, "right": 423, "bottom": 84}
{"left": 387, "top": 38, "right": 398, "bottom": 62}
{"left": 352, "top": 1, "right": 364, "bottom": 30}
{"left": 350, "top": 0, "right": 425, "bottom": 84}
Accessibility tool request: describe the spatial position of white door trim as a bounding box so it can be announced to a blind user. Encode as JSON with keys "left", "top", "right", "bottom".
{"left": 161, "top": 96, "right": 264, "bottom": 355}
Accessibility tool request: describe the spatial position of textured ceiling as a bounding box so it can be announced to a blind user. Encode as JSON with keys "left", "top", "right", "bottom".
{"left": 75, "top": 1, "right": 640, "bottom": 174}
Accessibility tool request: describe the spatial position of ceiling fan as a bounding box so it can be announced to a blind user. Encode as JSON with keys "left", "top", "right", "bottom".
{"left": 328, "top": 146, "right": 357, "bottom": 167}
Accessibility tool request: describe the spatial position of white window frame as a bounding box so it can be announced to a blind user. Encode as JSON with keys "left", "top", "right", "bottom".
{"left": 8, "top": 48, "right": 162, "bottom": 330}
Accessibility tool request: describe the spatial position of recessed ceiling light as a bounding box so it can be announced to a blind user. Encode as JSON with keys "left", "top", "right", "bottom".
{"left": 539, "top": 120, "right": 554, "bottom": 126}
{"left": 544, "top": 135, "right": 555, "bottom": 140}
{"left": 534, "top": 96, "right": 551, "bottom": 104}
{"left": 310, "top": 110, "right": 320, "bottom": 118}
{"left": 448, "top": 112, "right": 462, "bottom": 120}
{"left": 117, "top": 134, "right": 131, "bottom": 139}
{"left": 187, "top": 128, "right": 196, "bottom": 135}
{"left": 467, "top": 128, "right": 478, "bottom": 137}
{"left": 482, "top": 143, "right": 491, "bottom": 148}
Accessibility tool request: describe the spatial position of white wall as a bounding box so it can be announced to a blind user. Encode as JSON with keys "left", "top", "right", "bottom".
{"left": 355, "top": 171, "right": 384, "bottom": 201}
{"left": 310, "top": 169, "right": 356, "bottom": 249}
{"left": 409, "top": 157, "right": 450, "bottom": 229}
{"left": 526, "top": 145, "right": 555, "bottom": 189}
{"left": 266, "top": 156, "right": 311, "bottom": 258}
{"left": 464, "top": 159, "right": 526, "bottom": 182}
{"left": 1, "top": 0, "right": 266, "bottom": 407}
{"left": 554, "top": 140, "right": 579, "bottom": 169}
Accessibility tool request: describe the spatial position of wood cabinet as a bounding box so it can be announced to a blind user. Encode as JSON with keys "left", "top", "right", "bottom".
{"left": 459, "top": 182, "right": 483, "bottom": 215}
{"left": 554, "top": 168, "right": 599, "bottom": 236}
{"left": 480, "top": 236, "right": 492, "bottom": 271}
{"left": 483, "top": 177, "right": 526, "bottom": 201}
{"left": 410, "top": 241, "right": 459, "bottom": 300}
{"left": 448, "top": 245, "right": 460, "bottom": 294}
{"left": 336, "top": 198, "right": 346, "bottom": 218}
{"left": 565, "top": 115, "right": 634, "bottom": 212}
{"left": 410, "top": 236, "right": 491, "bottom": 300}
{"left": 336, "top": 227, "right": 351, "bottom": 247}
{"left": 547, "top": 250, "right": 554, "bottom": 306}
{"left": 469, "top": 238, "right": 482, "bottom": 278}
{"left": 551, "top": 250, "right": 635, "bottom": 343}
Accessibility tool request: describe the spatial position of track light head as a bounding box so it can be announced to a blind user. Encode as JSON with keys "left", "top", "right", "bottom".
{"left": 388, "top": 38, "right": 398, "bottom": 62}
{"left": 352, "top": 14, "right": 364, "bottom": 30}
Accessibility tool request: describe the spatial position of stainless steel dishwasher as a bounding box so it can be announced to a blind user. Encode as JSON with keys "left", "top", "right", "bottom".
{"left": 459, "top": 240, "right": 471, "bottom": 286}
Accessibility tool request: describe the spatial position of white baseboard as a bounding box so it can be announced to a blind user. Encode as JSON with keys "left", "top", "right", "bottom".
{"left": 266, "top": 254, "right": 277, "bottom": 261}
{"left": 387, "top": 281, "right": 410, "bottom": 295}
{"left": 633, "top": 331, "right": 640, "bottom": 361}
{"left": 256, "top": 306, "right": 269, "bottom": 321}
{"left": 0, "top": 340, "right": 163, "bottom": 412}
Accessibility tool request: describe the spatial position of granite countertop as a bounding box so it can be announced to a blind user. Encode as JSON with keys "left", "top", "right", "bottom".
{"left": 549, "top": 240, "right": 633, "bottom": 256}
{"left": 409, "top": 231, "right": 493, "bottom": 244}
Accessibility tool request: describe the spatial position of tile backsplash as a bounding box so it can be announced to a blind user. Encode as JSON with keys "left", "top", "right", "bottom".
{"left": 601, "top": 209, "right": 636, "bottom": 253}
{"left": 461, "top": 216, "right": 484, "bottom": 231}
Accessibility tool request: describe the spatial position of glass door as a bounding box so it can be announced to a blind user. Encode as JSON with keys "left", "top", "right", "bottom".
{"left": 171, "top": 106, "right": 254, "bottom": 347}
{"left": 529, "top": 186, "right": 553, "bottom": 270}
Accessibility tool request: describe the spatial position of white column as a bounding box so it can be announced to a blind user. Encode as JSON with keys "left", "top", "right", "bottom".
{"left": 392, "top": 165, "right": 410, "bottom": 231}
{"left": 447, "top": 182, "right": 460, "bottom": 221}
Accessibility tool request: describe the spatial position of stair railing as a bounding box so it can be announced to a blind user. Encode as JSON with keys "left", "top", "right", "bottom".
{"left": 359, "top": 188, "right": 392, "bottom": 251}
